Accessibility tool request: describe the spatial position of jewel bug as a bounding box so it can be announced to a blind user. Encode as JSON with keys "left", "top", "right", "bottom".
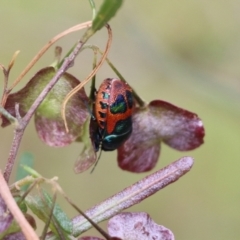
{"left": 93, "top": 78, "right": 133, "bottom": 151}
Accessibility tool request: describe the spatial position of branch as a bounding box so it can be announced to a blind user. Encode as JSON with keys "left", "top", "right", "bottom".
{"left": 3, "top": 24, "right": 93, "bottom": 183}
{"left": 71, "top": 157, "right": 194, "bottom": 236}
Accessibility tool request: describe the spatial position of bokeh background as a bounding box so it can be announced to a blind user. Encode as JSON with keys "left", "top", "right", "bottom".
{"left": 0, "top": 1, "right": 240, "bottom": 239}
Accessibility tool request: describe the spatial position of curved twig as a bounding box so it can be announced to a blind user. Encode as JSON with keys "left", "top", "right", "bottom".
{"left": 61, "top": 24, "right": 113, "bottom": 132}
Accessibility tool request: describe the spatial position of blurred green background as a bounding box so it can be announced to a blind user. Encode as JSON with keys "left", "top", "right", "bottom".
{"left": 0, "top": 1, "right": 240, "bottom": 239}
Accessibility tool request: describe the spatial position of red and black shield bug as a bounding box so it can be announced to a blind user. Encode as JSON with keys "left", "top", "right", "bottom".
{"left": 93, "top": 78, "right": 133, "bottom": 152}
{"left": 74, "top": 78, "right": 133, "bottom": 173}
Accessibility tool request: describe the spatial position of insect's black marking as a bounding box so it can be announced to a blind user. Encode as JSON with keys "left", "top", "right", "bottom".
{"left": 126, "top": 90, "right": 133, "bottom": 109}
{"left": 98, "top": 111, "right": 106, "bottom": 119}
{"left": 100, "top": 101, "right": 108, "bottom": 109}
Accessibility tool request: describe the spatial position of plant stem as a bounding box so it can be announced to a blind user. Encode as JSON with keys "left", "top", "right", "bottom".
{"left": 3, "top": 31, "right": 92, "bottom": 183}
{"left": 3, "top": 126, "right": 24, "bottom": 182}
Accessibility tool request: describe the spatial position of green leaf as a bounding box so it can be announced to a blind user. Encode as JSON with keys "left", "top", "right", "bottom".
{"left": 92, "top": 0, "right": 123, "bottom": 32}
{"left": 25, "top": 191, "right": 73, "bottom": 237}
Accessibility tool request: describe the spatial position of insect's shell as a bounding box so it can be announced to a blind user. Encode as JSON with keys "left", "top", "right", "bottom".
{"left": 94, "top": 78, "right": 133, "bottom": 151}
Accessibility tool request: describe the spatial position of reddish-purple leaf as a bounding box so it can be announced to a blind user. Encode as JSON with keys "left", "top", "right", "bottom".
{"left": 108, "top": 212, "right": 174, "bottom": 240}
{"left": 118, "top": 100, "right": 204, "bottom": 172}
{"left": 35, "top": 68, "right": 89, "bottom": 146}
{"left": 74, "top": 144, "right": 97, "bottom": 173}
{"left": 2, "top": 67, "right": 60, "bottom": 127}
{"left": 149, "top": 100, "right": 204, "bottom": 150}
{"left": 117, "top": 107, "right": 161, "bottom": 172}
{"left": 118, "top": 140, "right": 160, "bottom": 172}
{"left": 2, "top": 67, "right": 89, "bottom": 147}
{"left": 74, "top": 117, "right": 98, "bottom": 173}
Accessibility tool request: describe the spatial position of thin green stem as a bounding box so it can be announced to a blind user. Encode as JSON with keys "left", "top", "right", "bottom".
{"left": 0, "top": 106, "right": 18, "bottom": 125}
{"left": 88, "top": 0, "right": 96, "bottom": 20}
